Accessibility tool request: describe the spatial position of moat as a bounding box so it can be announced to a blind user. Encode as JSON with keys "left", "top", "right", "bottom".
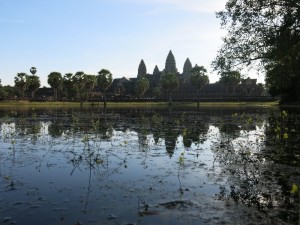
{"left": 0, "top": 106, "right": 299, "bottom": 225}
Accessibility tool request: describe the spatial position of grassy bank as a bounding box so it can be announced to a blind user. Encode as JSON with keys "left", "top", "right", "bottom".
{"left": 0, "top": 100, "right": 280, "bottom": 108}
{"left": 0, "top": 100, "right": 81, "bottom": 108}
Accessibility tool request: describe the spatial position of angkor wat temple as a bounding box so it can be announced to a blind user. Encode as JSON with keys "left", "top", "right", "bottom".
{"left": 110, "top": 50, "right": 265, "bottom": 101}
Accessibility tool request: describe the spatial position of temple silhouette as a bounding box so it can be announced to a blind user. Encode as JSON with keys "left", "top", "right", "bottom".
{"left": 109, "top": 50, "right": 265, "bottom": 101}
{"left": 34, "top": 50, "right": 267, "bottom": 101}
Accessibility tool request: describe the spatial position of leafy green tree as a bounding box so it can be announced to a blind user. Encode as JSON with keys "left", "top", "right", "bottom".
{"left": 27, "top": 75, "right": 41, "bottom": 98}
{"left": 69, "top": 72, "right": 96, "bottom": 103}
{"left": 190, "top": 66, "right": 209, "bottom": 108}
{"left": 14, "top": 73, "right": 29, "bottom": 97}
{"left": 213, "top": 0, "right": 300, "bottom": 102}
{"left": 152, "top": 86, "right": 161, "bottom": 99}
{"left": 135, "top": 77, "right": 150, "bottom": 98}
{"left": 48, "top": 72, "right": 63, "bottom": 100}
{"left": 0, "top": 79, "right": 5, "bottom": 99}
{"left": 0, "top": 85, "right": 19, "bottom": 99}
{"left": 161, "top": 73, "right": 179, "bottom": 105}
{"left": 97, "top": 69, "right": 112, "bottom": 106}
{"left": 219, "top": 70, "right": 241, "bottom": 95}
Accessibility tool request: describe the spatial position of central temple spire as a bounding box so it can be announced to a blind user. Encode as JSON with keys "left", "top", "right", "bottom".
{"left": 138, "top": 59, "right": 147, "bottom": 78}
{"left": 165, "top": 50, "right": 177, "bottom": 74}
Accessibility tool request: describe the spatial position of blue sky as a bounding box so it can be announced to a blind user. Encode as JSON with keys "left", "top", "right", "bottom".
{"left": 1, "top": 0, "right": 258, "bottom": 87}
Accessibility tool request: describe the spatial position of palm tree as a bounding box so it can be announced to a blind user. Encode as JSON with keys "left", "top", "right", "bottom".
{"left": 190, "top": 66, "right": 209, "bottom": 108}
{"left": 48, "top": 72, "right": 63, "bottom": 100}
{"left": 83, "top": 74, "right": 97, "bottom": 101}
{"left": 30, "top": 67, "right": 37, "bottom": 75}
{"left": 63, "top": 73, "right": 75, "bottom": 101}
{"left": 161, "top": 72, "right": 179, "bottom": 105}
{"left": 97, "top": 69, "right": 113, "bottom": 107}
{"left": 27, "top": 75, "right": 41, "bottom": 98}
{"left": 72, "top": 71, "right": 86, "bottom": 105}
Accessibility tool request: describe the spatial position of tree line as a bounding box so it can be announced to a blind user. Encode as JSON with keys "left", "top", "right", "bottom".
{"left": 0, "top": 69, "right": 113, "bottom": 105}
{"left": 0, "top": 65, "right": 214, "bottom": 105}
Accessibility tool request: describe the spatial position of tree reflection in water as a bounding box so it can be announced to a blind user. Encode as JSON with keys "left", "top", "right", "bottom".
{"left": 213, "top": 111, "right": 300, "bottom": 223}
{"left": 0, "top": 107, "right": 299, "bottom": 224}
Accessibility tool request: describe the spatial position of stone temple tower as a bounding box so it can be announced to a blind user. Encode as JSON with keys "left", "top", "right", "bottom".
{"left": 153, "top": 65, "right": 160, "bottom": 75}
{"left": 183, "top": 58, "right": 192, "bottom": 82}
{"left": 138, "top": 59, "right": 147, "bottom": 78}
{"left": 165, "top": 50, "right": 177, "bottom": 74}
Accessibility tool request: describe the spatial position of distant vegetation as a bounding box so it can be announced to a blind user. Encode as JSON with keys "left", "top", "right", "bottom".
{"left": 0, "top": 67, "right": 269, "bottom": 104}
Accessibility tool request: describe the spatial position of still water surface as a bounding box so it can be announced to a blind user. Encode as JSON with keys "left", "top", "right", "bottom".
{"left": 0, "top": 106, "right": 299, "bottom": 225}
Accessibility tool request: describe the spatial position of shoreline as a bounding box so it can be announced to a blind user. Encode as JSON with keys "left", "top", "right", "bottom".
{"left": 0, "top": 100, "right": 281, "bottom": 108}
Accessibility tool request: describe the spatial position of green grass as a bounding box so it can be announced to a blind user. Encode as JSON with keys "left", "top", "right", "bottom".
{"left": 0, "top": 100, "right": 280, "bottom": 109}
{"left": 0, "top": 100, "right": 81, "bottom": 107}
{"left": 107, "top": 101, "right": 280, "bottom": 108}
